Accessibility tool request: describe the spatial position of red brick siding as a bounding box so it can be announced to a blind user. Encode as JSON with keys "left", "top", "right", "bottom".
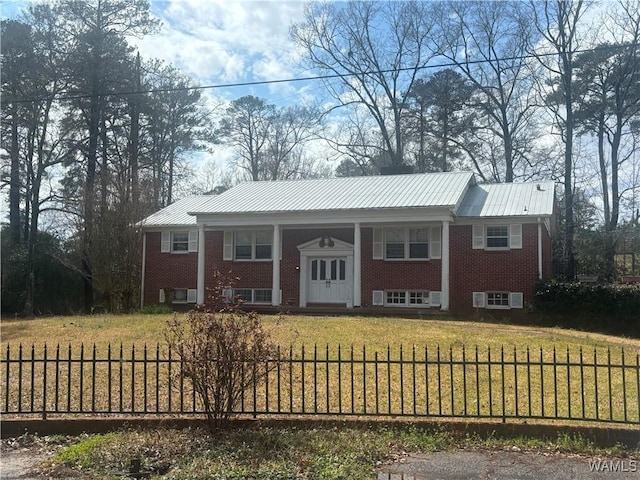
{"left": 143, "top": 231, "right": 199, "bottom": 305}
{"left": 208, "top": 231, "right": 273, "bottom": 293}
{"left": 143, "top": 223, "right": 551, "bottom": 313}
{"left": 448, "top": 223, "right": 548, "bottom": 315}
{"left": 360, "top": 228, "right": 441, "bottom": 306}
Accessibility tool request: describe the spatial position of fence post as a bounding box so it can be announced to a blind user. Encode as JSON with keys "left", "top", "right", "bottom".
{"left": 42, "top": 344, "right": 47, "bottom": 420}
{"left": 4, "top": 344, "right": 10, "bottom": 414}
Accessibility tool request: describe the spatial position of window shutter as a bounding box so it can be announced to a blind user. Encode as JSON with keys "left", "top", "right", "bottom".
{"left": 159, "top": 289, "right": 166, "bottom": 304}
{"left": 187, "top": 289, "right": 197, "bottom": 303}
{"left": 188, "top": 231, "right": 198, "bottom": 252}
{"left": 372, "top": 290, "right": 384, "bottom": 306}
{"left": 509, "top": 224, "right": 522, "bottom": 249}
{"left": 222, "top": 289, "right": 233, "bottom": 303}
{"left": 161, "top": 232, "right": 171, "bottom": 253}
{"left": 223, "top": 230, "right": 233, "bottom": 260}
{"left": 430, "top": 226, "right": 441, "bottom": 259}
{"left": 373, "top": 228, "right": 384, "bottom": 259}
{"left": 472, "top": 292, "right": 485, "bottom": 308}
{"left": 510, "top": 292, "right": 524, "bottom": 309}
{"left": 429, "top": 291, "right": 441, "bottom": 307}
{"left": 472, "top": 225, "right": 484, "bottom": 249}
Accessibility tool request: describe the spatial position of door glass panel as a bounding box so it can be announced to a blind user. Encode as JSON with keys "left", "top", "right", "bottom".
{"left": 320, "top": 260, "right": 326, "bottom": 280}
{"left": 330, "top": 260, "right": 337, "bottom": 280}
{"left": 339, "top": 260, "right": 346, "bottom": 280}
{"left": 311, "top": 260, "right": 318, "bottom": 280}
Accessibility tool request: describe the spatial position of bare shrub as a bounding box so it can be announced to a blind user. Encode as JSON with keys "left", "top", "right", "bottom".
{"left": 164, "top": 272, "right": 280, "bottom": 427}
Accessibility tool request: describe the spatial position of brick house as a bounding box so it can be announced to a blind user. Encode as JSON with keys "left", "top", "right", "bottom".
{"left": 140, "top": 172, "right": 555, "bottom": 315}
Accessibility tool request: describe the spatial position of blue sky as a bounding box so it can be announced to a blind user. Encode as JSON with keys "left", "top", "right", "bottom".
{"left": 136, "top": 0, "right": 319, "bottom": 106}
{"left": 1, "top": 0, "right": 335, "bottom": 178}
{"left": 1, "top": 0, "right": 321, "bottom": 107}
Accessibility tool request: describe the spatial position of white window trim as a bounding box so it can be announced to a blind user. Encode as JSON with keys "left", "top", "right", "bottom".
{"left": 161, "top": 231, "right": 198, "bottom": 254}
{"left": 473, "top": 224, "right": 523, "bottom": 251}
{"left": 233, "top": 288, "right": 273, "bottom": 305}
{"left": 383, "top": 227, "right": 431, "bottom": 261}
{"left": 475, "top": 291, "right": 524, "bottom": 310}
{"left": 485, "top": 291, "right": 511, "bottom": 309}
{"left": 233, "top": 230, "right": 273, "bottom": 262}
{"left": 485, "top": 226, "right": 510, "bottom": 251}
{"left": 384, "top": 289, "right": 432, "bottom": 308}
{"left": 171, "top": 288, "right": 197, "bottom": 304}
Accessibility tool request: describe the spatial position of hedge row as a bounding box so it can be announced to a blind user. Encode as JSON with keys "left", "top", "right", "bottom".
{"left": 533, "top": 281, "right": 640, "bottom": 337}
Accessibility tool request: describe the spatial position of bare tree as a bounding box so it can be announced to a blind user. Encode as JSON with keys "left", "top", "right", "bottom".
{"left": 435, "top": 1, "right": 539, "bottom": 182}
{"left": 218, "top": 95, "right": 324, "bottom": 181}
{"left": 573, "top": 1, "right": 640, "bottom": 279}
{"left": 291, "top": 1, "right": 438, "bottom": 168}
{"left": 58, "top": 0, "right": 158, "bottom": 313}
{"left": 530, "top": 0, "right": 592, "bottom": 280}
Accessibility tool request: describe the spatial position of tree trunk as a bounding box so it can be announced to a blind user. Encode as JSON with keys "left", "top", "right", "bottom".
{"left": 8, "top": 102, "right": 21, "bottom": 244}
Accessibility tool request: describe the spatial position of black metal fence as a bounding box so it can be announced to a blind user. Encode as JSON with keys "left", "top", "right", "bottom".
{"left": 2, "top": 343, "right": 639, "bottom": 424}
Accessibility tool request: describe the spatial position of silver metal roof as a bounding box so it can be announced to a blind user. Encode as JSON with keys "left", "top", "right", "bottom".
{"left": 139, "top": 174, "right": 556, "bottom": 228}
{"left": 456, "top": 181, "right": 556, "bottom": 218}
{"left": 139, "top": 195, "right": 210, "bottom": 228}
{"left": 191, "top": 171, "right": 475, "bottom": 214}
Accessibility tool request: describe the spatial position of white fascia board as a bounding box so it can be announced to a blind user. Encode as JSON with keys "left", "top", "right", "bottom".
{"left": 195, "top": 207, "right": 455, "bottom": 228}
{"left": 140, "top": 224, "right": 196, "bottom": 232}
{"left": 455, "top": 216, "right": 551, "bottom": 226}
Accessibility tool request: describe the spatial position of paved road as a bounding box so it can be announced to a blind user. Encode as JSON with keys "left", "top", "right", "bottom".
{"left": 378, "top": 450, "right": 639, "bottom": 480}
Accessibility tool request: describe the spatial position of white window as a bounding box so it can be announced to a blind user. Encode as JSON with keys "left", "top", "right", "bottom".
{"left": 384, "top": 227, "right": 429, "bottom": 260}
{"left": 474, "top": 291, "right": 524, "bottom": 309}
{"left": 169, "top": 288, "right": 197, "bottom": 304}
{"left": 409, "top": 291, "right": 429, "bottom": 305}
{"left": 161, "top": 231, "right": 198, "bottom": 253}
{"left": 473, "top": 224, "right": 522, "bottom": 250}
{"left": 385, "top": 290, "right": 433, "bottom": 307}
{"left": 386, "top": 291, "right": 407, "bottom": 305}
{"left": 486, "top": 226, "right": 508, "bottom": 249}
{"left": 234, "top": 230, "right": 272, "bottom": 261}
{"left": 172, "top": 232, "right": 189, "bottom": 252}
{"left": 486, "top": 291, "right": 510, "bottom": 308}
{"left": 233, "top": 288, "right": 272, "bottom": 304}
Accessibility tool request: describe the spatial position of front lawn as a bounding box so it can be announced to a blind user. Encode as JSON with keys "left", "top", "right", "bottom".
{"left": 2, "top": 314, "right": 638, "bottom": 424}
{"left": 2, "top": 313, "right": 638, "bottom": 353}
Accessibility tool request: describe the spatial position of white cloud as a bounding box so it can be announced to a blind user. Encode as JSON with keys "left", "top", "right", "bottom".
{"left": 136, "top": 0, "right": 307, "bottom": 88}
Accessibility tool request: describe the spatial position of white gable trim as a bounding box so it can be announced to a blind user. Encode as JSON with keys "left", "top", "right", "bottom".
{"left": 297, "top": 237, "right": 354, "bottom": 254}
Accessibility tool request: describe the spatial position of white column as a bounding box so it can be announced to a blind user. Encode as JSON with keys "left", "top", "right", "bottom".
{"left": 272, "top": 224, "right": 281, "bottom": 306}
{"left": 353, "top": 223, "right": 362, "bottom": 307}
{"left": 538, "top": 219, "right": 543, "bottom": 280}
{"left": 197, "top": 223, "right": 206, "bottom": 304}
{"left": 140, "top": 232, "right": 147, "bottom": 309}
{"left": 441, "top": 220, "right": 450, "bottom": 311}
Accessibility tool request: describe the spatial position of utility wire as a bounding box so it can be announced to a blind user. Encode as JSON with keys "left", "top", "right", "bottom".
{"left": 4, "top": 43, "right": 630, "bottom": 104}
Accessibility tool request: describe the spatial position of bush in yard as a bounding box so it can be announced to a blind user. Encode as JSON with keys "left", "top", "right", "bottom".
{"left": 164, "top": 271, "right": 280, "bottom": 427}
{"left": 534, "top": 281, "right": 640, "bottom": 336}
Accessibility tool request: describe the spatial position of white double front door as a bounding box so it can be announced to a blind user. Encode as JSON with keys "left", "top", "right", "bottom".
{"left": 308, "top": 257, "right": 347, "bottom": 304}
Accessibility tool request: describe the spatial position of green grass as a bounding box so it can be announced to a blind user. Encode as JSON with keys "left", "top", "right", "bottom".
{"left": 2, "top": 314, "right": 639, "bottom": 424}
{"left": 39, "top": 425, "right": 638, "bottom": 480}
{"left": 2, "top": 313, "right": 638, "bottom": 353}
